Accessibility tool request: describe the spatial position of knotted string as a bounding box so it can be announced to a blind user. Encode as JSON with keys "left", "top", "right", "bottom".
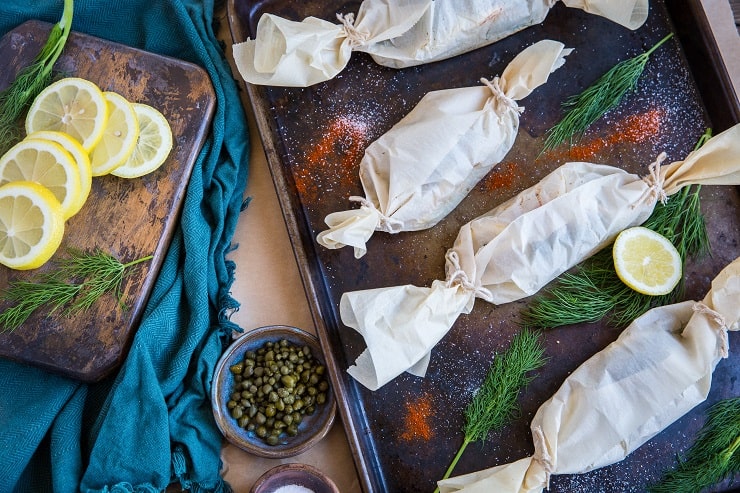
{"left": 641, "top": 152, "right": 669, "bottom": 205}
{"left": 481, "top": 77, "right": 524, "bottom": 115}
{"left": 532, "top": 425, "right": 555, "bottom": 488}
{"left": 444, "top": 251, "right": 494, "bottom": 302}
{"left": 349, "top": 195, "right": 404, "bottom": 232}
{"left": 337, "top": 13, "right": 369, "bottom": 47}
{"left": 692, "top": 302, "right": 730, "bottom": 358}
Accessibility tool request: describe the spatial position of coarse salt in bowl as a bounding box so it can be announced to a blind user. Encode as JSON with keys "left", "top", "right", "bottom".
{"left": 250, "top": 463, "right": 340, "bottom": 493}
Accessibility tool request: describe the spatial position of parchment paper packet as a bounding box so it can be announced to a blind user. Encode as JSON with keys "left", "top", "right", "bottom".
{"left": 232, "top": 0, "right": 648, "bottom": 87}
{"left": 437, "top": 255, "right": 740, "bottom": 493}
{"left": 342, "top": 123, "right": 740, "bottom": 390}
{"left": 316, "top": 39, "right": 571, "bottom": 258}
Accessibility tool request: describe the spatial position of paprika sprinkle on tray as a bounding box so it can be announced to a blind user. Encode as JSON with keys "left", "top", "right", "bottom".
{"left": 400, "top": 394, "right": 434, "bottom": 442}
{"left": 293, "top": 115, "right": 370, "bottom": 204}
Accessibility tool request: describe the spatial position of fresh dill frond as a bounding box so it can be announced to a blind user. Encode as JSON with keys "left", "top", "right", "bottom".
{"left": 0, "top": 249, "right": 152, "bottom": 333}
{"left": 0, "top": 0, "right": 74, "bottom": 153}
{"left": 542, "top": 33, "right": 674, "bottom": 153}
{"left": 434, "top": 329, "right": 547, "bottom": 491}
{"left": 649, "top": 397, "right": 740, "bottom": 493}
{"left": 523, "top": 130, "right": 712, "bottom": 329}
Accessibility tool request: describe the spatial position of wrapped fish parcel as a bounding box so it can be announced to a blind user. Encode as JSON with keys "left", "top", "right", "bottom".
{"left": 437, "top": 255, "right": 740, "bottom": 493}
{"left": 342, "top": 124, "right": 740, "bottom": 391}
{"left": 232, "top": 0, "right": 648, "bottom": 87}
{"left": 317, "top": 39, "right": 571, "bottom": 259}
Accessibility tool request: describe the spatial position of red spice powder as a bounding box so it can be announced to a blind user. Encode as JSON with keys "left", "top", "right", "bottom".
{"left": 479, "top": 161, "right": 520, "bottom": 192}
{"left": 557, "top": 107, "right": 664, "bottom": 162}
{"left": 293, "top": 116, "right": 369, "bottom": 203}
{"left": 400, "top": 394, "right": 434, "bottom": 441}
{"left": 479, "top": 107, "right": 663, "bottom": 193}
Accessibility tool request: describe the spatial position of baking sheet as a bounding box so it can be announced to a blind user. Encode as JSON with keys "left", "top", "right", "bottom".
{"left": 227, "top": 2, "right": 740, "bottom": 491}
{"left": 0, "top": 21, "right": 215, "bottom": 382}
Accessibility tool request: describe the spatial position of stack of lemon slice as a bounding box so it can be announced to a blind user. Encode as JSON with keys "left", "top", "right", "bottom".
{"left": 0, "top": 77, "right": 173, "bottom": 270}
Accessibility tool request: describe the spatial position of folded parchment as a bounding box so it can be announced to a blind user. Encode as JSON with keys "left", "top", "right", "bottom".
{"left": 437, "top": 255, "right": 740, "bottom": 493}
{"left": 316, "top": 39, "right": 571, "bottom": 258}
{"left": 233, "top": 0, "right": 648, "bottom": 87}
{"left": 342, "top": 124, "right": 740, "bottom": 390}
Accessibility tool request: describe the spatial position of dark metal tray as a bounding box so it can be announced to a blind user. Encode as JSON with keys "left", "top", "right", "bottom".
{"left": 227, "top": 1, "right": 739, "bottom": 491}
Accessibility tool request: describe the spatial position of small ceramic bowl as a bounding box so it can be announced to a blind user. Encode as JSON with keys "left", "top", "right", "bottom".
{"left": 250, "top": 463, "right": 340, "bottom": 493}
{"left": 212, "top": 325, "right": 336, "bottom": 458}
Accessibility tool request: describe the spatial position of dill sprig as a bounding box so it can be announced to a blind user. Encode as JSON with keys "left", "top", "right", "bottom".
{"left": 648, "top": 397, "right": 740, "bottom": 493}
{"left": 434, "top": 329, "right": 547, "bottom": 491}
{"left": 0, "top": 249, "right": 152, "bottom": 333}
{"left": 0, "top": 0, "right": 74, "bottom": 153}
{"left": 542, "top": 33, "right": 674, "bottom": 152}
{"left": 522, "top": 130, "right": 712, "bottom": 329}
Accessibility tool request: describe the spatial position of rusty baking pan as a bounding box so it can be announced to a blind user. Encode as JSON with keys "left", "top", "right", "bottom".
{"left": 0, "top": 21, "right": 215, "bottom": 382}
{"left": 227, "top": 1, "right": 739, "bottom": 491}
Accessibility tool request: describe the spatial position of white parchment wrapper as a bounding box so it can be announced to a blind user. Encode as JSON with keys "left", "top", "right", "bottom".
{"left": 341, "top": 124, "right": 740, "bottom": 390}
{"left": 316, "top": 39, "right": 571, "bottom": 258}
{"left": 233, "top": 0, "right": 648, "bottom": 87}
{"left": 437, "top": 256, "right": 740, "bottom": 493}
{"left": 369, "top": 0, "right": 649, "bottom": 69}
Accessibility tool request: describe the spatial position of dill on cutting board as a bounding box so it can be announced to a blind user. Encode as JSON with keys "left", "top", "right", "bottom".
{"left": 649, "top": 397, "right": 740, "bottom": 493}
{"left": 542, "top": 32, "right": 674, "bottom": 153}
{"left": 434, "top": 329, "right": 547, "bottom": 492}
{"left": 0, "top": 249, "right": 152, "bottom": 333}
{"left": 0, "top": 0, "right": 74, "bottom": 153}
{"left": 523, "top": 129, "right": 712, "bottom": 329}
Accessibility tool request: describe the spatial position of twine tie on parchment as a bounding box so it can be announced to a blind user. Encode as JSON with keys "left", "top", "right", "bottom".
{"left": 532, "top": 426, "right": 555, "bottom": 488}
{"left": 692, "top": 302, "right": 730, "bottom": 358}
{"left": 337, "top": 13, "right": 370, "bottom": 48}
{"left": 349, "top": 196, "right": 404, "bottom": 233}
{"left": 640, "top": 152, "right": 669, "bottom": 205}
{"left": 444, "top": 251, "right": 494, "bottom": 302}
{"left": 481, "top": 77, "right": 524, "bottom": 115}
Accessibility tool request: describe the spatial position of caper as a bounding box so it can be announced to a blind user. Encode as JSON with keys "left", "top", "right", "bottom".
{"left": 225, "top": 338, "right": 331, "bottom": 446}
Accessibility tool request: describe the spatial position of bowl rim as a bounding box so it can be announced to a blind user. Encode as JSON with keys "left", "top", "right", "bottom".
{"left": 211, "top": 325, "right": 337, "bottom": 458}
{"left": 250, "top": 462, "right": 341, "bottom": 493}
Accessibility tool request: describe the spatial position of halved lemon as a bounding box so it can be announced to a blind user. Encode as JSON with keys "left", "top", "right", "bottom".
{"left": 111, "top": 103, "right": 173, "bottom": 179}
{"left": 90, "top": 91, "right": 140, "bottom": 176}
{"left": 0, "top": 181, "right": 65, "bottom": 270}
{"left": 27, "top": 130, "right": 93, "bottom": 211}
{"left": 0, "top": 138, "right": 83, "bottom": 219}
{"left": 25, "top": 77, "right": 108, "bottom": 152}
{"left": 613, "top": 226, "right": 682, "bottom": 296}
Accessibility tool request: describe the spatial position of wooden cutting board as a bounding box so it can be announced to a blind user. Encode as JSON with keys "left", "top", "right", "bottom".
{"left": 0, "top": 20, "right": 215, "bottom": 382}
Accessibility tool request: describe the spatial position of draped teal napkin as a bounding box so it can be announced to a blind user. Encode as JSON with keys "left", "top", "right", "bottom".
{"left": 0, "top": 0, "right": 249, "bottom": 491}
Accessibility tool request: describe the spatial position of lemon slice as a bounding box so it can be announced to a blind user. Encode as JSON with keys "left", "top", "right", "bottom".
{"left": 27, "top": 130, "right": 93, "bottom": 210}
{"left": 613, "top": 226, "right": 682, "bottom": 296}
{"left": 90, "top": 92, "right": 140, "bottom": 176}
{"left": 0, "top": 181, "right": 65, "bottom": 270}
{"left": 25, "top": 77, "right": 108, "bottom": 152}
{"left": 0, "top": 138, "right": 83, "bottom": 219}
{"left": 111, "top": 103, "right": 173, "bottom": 179}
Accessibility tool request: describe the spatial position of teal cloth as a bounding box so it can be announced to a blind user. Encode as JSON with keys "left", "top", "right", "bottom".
{"left": 0, "top": 0, "right": 250, "bottom": 491}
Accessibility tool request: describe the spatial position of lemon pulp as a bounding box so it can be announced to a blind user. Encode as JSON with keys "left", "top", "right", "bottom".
{"left": 613, "top": 226, "right": 682, "bottom": 296}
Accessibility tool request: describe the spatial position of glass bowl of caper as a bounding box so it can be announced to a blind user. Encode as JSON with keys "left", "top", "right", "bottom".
{"left": 212, "top": 325, "right": 336, "bottom": 458}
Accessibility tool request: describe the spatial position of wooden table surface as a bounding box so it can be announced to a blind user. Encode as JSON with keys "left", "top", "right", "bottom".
{"left": 214, "top": 2, "right": 739, "bottom": 492}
